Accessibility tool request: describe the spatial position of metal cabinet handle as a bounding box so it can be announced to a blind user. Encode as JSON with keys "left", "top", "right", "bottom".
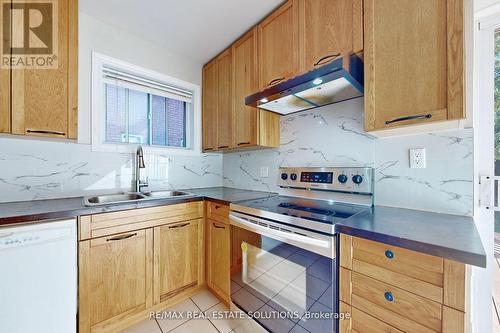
{"left": 168, "top": 222, "right": 190, "bottom": 229}
{"left": 218, "top": 145, "right": 229, "bottom": 149}
{"left": 106, "top": 233, "right": 137, "bottom": 242}
{"left": 384, "top": 292, "right": 394, "bottom": 302}
{"left": 26, "top": 129, "right": 66, "bottom": 136}
{"left": 204, "top": 148, "right": 214, "bottom": 151}
{"left": 385, "top": 114, "right": 432, "bottom": 125}
{"left": 385, "top": 250, "right": 395, "bottom": 259}
{"left": 213, "top": 222, "right": 226, "bottom": 229}
{"left": 314, "top": 53, "right": 341, "bottom": 67}
{"left": 267, "top": 77, "right": 285, "bottom": 86}
{"left": 237, "top": 142, "right": 251, "bottom": 146}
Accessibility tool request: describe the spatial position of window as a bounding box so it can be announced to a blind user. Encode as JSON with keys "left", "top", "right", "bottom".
{"left": 104, "top": 85, "right": 187, "bottom": 147}
{"left": 92, "top": 53, "right": 201, "bottom": 154}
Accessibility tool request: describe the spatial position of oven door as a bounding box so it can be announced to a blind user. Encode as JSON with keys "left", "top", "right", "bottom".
{"left": 229, "top": 212, "right": 337, "bottom": 333}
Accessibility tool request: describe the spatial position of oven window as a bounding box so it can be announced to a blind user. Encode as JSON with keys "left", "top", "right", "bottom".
{"left": 231, "top": 226, "right": 336, "bottom": 333}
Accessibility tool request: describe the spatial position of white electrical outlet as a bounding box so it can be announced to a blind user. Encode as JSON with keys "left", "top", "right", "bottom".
{"left": 260, "top": 166, "right": 269, "bottom": 178}
{"left": 409, "top": 148, "right": 426, "bottom": 168}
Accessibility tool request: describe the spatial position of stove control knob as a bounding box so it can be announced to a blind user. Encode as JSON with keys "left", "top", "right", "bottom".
{"left": 338, "top": 174, "right": 348, "bottom": 184}
{"left": 281, "top": 173, "right": 288, "bottom": 180}
{"left": 290, "top": 173, "right": 298, "bottom": 181}
{"left": 352, "top": 175, "right": 363, "bottom": 184}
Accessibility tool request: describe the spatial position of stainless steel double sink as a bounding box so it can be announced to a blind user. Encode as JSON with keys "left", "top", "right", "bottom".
{"left": 84, "top": 190, "right": 195, "bottom": 206}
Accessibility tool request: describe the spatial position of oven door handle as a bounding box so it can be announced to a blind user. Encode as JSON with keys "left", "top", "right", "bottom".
{"left": 229, "top": 213, "right": 332, "bottom": 255}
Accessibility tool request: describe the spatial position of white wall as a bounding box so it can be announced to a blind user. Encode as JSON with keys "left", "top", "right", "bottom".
{"left": 78, "top": 12, "right": 203, "bottom": 144}
{"left": 475, "top": 0, "right": 500, "bottom": 12}
{"left": 0, "top": 12, "right": 223, "bottom": 203}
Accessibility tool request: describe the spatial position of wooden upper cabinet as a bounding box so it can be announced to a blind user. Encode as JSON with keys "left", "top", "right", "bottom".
{"left": 258, "top": 0, "right": 299, "bottom": 89}
{"left": 298, "top": 0, "right": 364, "bottom": 72}
{"left": 10, "top": 0, "right": 78, "bottom": 139}
{"left": 154, "top": 220, "right": 200, "bottom": 302}
{"left": 0, "top": 67, "right": 9, "bottom": 134}
{"left": 232, "top": 28, "right": 259, "bottom": 148}
{"left": 202, "top": 60, "right": 218, "bottom": 151}
{"left": 364, "top": 0, "right": 464, "bottom": 132}
{"left": 216, "top": 49, "right": 233, "bottom": 150}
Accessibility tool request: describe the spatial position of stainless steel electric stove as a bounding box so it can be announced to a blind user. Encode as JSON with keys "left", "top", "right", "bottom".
{"left": 228, "top": 167, "right": 373, "bottom": 333}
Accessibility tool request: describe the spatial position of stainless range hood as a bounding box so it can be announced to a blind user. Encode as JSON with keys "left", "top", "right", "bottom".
{"left": 245, "top": 54, "right": 364, "bottom": 115}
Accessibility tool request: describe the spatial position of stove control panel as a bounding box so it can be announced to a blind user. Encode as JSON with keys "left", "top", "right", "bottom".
{"left": 278, "top": 167, "right": 373, "bottom": 194}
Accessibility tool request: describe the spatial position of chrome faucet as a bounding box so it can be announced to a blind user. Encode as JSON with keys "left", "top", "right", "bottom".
{"left": 134, "top": 146, "right": 149, "bottom": 193}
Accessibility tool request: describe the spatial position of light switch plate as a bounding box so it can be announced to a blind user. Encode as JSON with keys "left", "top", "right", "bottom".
{"left": 409, "top": 148, "right": 426, "bottom": 168}
{"left": 260, "top": 166, "right": 269, "bottom": 178}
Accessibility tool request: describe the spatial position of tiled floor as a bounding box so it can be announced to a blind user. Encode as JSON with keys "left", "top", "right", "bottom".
{"left": 120, "top": 289, "right": 266, "bottom": 333}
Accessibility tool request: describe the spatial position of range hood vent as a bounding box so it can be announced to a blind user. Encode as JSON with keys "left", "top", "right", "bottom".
{"left": 245, "top": 54, "right": 364, "bottom": 115}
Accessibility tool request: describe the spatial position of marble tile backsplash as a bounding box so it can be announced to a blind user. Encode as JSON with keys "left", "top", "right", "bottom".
{"left": 0, "top": 137, "right": 223, "bottom": 203}
{"left": 374, "top": 130, "right": 473, "bottom": 216}
{"left": 223, "top": 99, "right": 375, "bottom": 192}
{"left": 0, "top": 97, "right": 473, "bottom": 216}
{"left": 223, "top": 98, "right": 473, "bottom": 216}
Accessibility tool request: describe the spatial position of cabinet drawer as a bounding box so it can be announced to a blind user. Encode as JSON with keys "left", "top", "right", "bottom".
{"left": 352, "top": 258, "right": 443, "bottom": 303}
{"left": 351, "top": 272, "right": 442, "bottom": 332}
{"left": 207, "top": 201, "right": 229, "bottom": 223}
{"left": 351, "top": 307, "right": 403, "bottom": 333}
{"left": 352, "top": 237, "right": 444, "bottom": 286}
{"left": 80, "top": 201, "right": 204, "bottom": 239}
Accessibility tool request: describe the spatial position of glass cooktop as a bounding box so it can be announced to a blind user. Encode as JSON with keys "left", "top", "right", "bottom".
{"left": 235, "top": 195, "right": 368, "bottom": 225}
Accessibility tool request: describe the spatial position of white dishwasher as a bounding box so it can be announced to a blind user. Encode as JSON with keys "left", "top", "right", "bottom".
{"left": 0, "top": 219, "right": 77, "bottom": 333}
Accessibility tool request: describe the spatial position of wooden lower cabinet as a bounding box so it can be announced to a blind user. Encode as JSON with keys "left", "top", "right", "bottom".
{"left": 206, "top": 218, "right": 230, "bottom": 302}
{"left": 339, "top": 234, "right": 467, "bottom": 333}
{"left": 154, "top": 219, "right": 201, "bottom": 302}
{"left": 78, "top": 203, "right": 204, "bottom": 333}
{"left": 79, "top": 230, "right": 153, "bottom": 333}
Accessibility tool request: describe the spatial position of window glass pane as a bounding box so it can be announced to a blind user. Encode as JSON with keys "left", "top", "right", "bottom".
{"left": 128, "top": 89, "right": 149, "bottom": 144}
{"left": 167, "top": 99, "right": 186, "bottom": 147}
{"left": 151, "top": 95, "right": 167, "bottom": 146}
{"left": 104, "top": 83, "right": 189, "bottom": 149}
{"left": 105, "top": 84, "right": 127, "bottom": 143}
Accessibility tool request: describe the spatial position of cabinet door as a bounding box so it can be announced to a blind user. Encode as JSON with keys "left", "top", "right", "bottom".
{"left": 0, "top": 66, "right": 9, "bottom": 134}
{"left": 207, "top": 219, "right": 230, "bottom": 301}
{"left": 364, "top": 0, "right": 464, "bottom": 131}
{"left": 10, "top": 0, "right": 78, "bottom": 138}
{"left": 258, "top": 0, "right": 299, "bottom": 89}
{"left": 155, "top": 220, "right": 199, "bottom": 302}
{"left": 79, "top": 230, "right": 153, "bottom": 333}
{"left": 232, "top": 29, "right": 258, "bottom": 148}
{"left": 216, "top": 49, "right": 233, "bottom": 150}
{"left": 202, "top": 60, "right": 218, "bottom": 151}
{"left": 298, "top": 0, "right": 363, "bottom": 72}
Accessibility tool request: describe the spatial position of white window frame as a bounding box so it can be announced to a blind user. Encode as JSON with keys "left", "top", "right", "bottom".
{"left": 91, "top": 52, "right": 202, "bottom": 156}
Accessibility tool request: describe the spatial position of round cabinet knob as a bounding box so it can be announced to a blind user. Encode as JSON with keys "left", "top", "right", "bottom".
{"left": 384, "top": 292, "right": 394, "bottom": 302}
{"left": 290, "top": 173, "right": 298, "bottom": 181}
{"left": 281, "top": 173, "right": 288, "bottom": 180}
{"left": 352, "top": 175, "right": 363, "bottom": 184}
{"left": 385, "top": 250, "right": 395, "bottom": 259}
{"left": 338, "top": 174, "right": 348, "bottom": 183}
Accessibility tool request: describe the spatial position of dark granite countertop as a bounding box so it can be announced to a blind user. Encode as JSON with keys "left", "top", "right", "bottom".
{"left": 187, "top": 187, "right": 276, "bottom": 204}
{"left": 336, "top": 206, "right": 486, "bottom": 268}
{"left": 0, "top": 188, "right": 486, "bottom": 268}
{"left": 0, "top": 187, "right": 276, "bottom": 226}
